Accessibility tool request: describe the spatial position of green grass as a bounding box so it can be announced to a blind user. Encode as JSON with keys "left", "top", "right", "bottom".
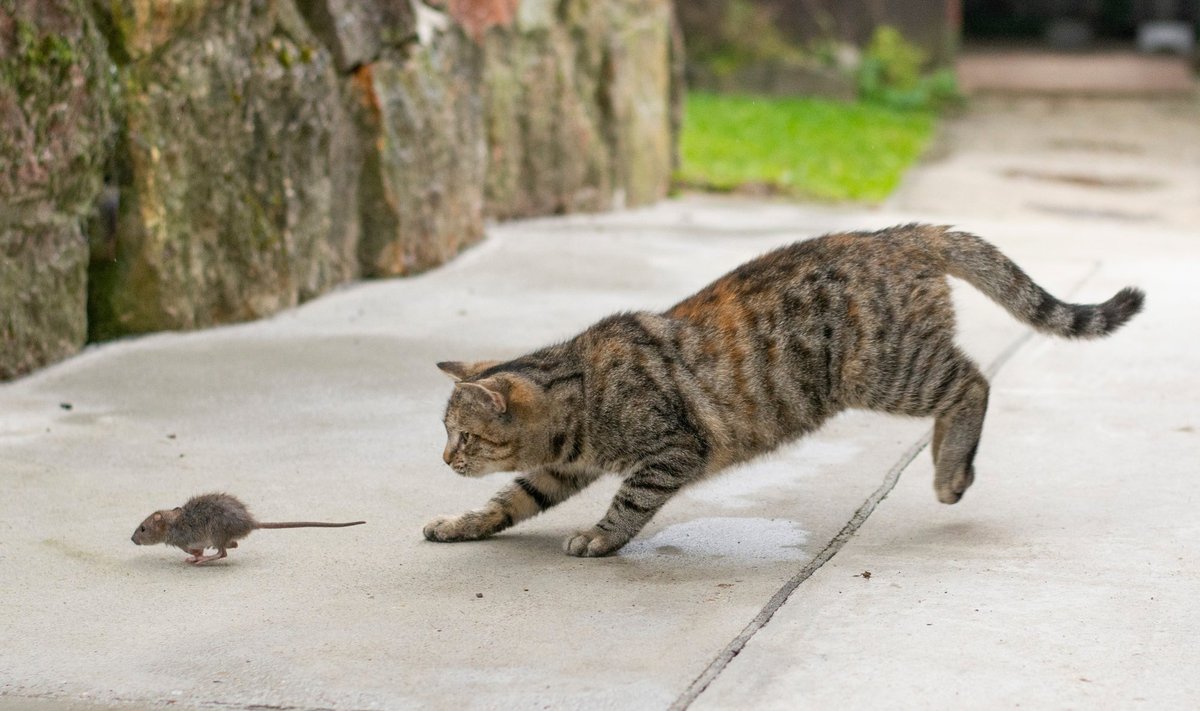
{"left": 678, "top": 92, "right": 935, "bottom": 203}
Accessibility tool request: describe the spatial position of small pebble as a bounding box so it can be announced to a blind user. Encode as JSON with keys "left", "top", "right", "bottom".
{"left": 475, "top": 592, "right": 483, "bottom": 599}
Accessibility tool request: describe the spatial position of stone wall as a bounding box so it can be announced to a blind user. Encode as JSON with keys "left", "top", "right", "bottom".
{"left": 0, "top": 0, "right": 680, "bottom": 379}
{"left": 1, "top": 0, "right": 116, "bottom": 379}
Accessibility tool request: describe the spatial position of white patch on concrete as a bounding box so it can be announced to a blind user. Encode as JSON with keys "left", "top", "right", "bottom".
{"left": 0, "top": 412, "right": 48, "bottom": 441}
{"left": 685, "top": 439, "right": 862, "bottom": 507}
{"left": 623, "top": 517, "right": 810, "bottom": 560}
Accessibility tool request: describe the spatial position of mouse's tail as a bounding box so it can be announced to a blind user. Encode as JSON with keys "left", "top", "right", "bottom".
{"left": 255, "top": 521, "right": 366, "bottom": 529}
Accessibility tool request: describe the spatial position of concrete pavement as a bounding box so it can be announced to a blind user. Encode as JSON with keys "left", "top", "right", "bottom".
{"left": 956, "top": 51, "right": 1196, "bottom": 96}
{"left": 3, "top": 97, "right": 1199, "bottom": 709}
{"left": 889, "top": 95, "right": 1200, "bottom": 229}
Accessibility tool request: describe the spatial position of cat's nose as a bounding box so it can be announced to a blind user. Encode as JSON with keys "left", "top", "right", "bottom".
{"left": 442, "top": 445, "right": 453, "bottom": 465}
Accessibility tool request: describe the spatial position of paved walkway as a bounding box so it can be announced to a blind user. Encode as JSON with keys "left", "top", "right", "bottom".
{"left": 2, "top": 98, "right": 1198, "bottom": 710}
{"left": 957, "top": 50, "right": 1197, "bottom": 96}
{"left": 890, "top": 94, "right": 1200, "bottom": 229}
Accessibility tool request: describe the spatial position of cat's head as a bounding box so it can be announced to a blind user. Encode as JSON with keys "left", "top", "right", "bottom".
{"left": 436, "top": 360, "right": 554, "bottom": 477}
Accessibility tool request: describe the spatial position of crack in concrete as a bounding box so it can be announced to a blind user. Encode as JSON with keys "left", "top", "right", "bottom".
{"left": 668, "top": 428, "right": 935, "bottom": 711}
{"left": 671, "top": 263, "right": 1101, "bottom": 710}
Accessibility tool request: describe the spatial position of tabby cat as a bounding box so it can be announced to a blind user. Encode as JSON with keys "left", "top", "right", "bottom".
{"left": 425, "top": 225, "right": 1144, "bottom": 557}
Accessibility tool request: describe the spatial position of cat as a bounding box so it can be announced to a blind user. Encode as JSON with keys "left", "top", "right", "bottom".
{"left": 425, "top": 224, "right": 1144, "bottom": 557}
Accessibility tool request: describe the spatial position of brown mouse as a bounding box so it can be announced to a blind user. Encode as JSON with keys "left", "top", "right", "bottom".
{"left": 131, "top": 492, "right": 365, "bottom": 564}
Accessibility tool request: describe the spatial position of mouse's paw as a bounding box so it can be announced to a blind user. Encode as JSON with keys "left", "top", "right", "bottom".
{"left": 423, "top": 513, "right": 493, "bottom": 542}
{"left": 189, "top": 549, "right": 228, "bottom": 566}
{"left": 563, "top": 527, "right": 628, "bottom": 557}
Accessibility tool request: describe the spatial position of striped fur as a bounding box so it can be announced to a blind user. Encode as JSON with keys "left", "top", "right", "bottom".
{"left": 424, "top": 225, "right": 1145, "bottom": 557}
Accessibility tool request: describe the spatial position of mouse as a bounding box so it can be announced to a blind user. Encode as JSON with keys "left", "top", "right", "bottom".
{"left": 131, "top": 492, "right": 365, "bottom": 564}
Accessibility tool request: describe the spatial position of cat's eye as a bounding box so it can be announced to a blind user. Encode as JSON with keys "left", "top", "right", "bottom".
{"left": 460, "top": 432, "right": 472, "bottom": 445}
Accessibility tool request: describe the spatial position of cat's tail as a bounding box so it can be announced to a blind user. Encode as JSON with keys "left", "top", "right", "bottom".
{"left": 937, "top": 229, "right": 1145, "bottom": 339}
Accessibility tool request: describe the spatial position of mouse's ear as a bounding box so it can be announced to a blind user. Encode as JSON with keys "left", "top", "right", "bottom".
{"left": 153, "top": 512, "right": 162, "bottom": 521}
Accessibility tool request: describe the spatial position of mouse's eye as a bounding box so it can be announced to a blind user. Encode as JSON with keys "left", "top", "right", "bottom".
{"left": 139, "top": 526, "right": 145, "bottom": 532}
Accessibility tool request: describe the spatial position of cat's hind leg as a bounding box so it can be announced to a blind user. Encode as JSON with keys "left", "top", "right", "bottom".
{"left": 424, "top": 467, "right": 595, "bottom": 542}
{"left": 879, "top": 344, "right": 989, "bottom": 503}
{"left": 930, "top": 361, "right": 989, "bottom": 504}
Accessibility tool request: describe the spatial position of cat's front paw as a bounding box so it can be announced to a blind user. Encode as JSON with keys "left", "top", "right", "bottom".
{"left": 423, "top": 514, "right": 490, "bottom": 542}
{"left": 563, "top": 527, "right": 628, "bottom": 557}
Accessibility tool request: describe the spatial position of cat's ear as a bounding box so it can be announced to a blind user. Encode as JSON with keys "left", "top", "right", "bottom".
{"left": 437, "top": 360, "right": 499, "bottom": 382}
{"left": 456, "top": 380, "right": 507, "bottom": 414}
{"left": 437, "top": 361, "right": 471, "bottom": 381}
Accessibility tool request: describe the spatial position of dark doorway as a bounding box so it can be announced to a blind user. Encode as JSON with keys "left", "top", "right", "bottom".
{"left": 962, "top": 0, "right": 1198, "bottom": 50}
